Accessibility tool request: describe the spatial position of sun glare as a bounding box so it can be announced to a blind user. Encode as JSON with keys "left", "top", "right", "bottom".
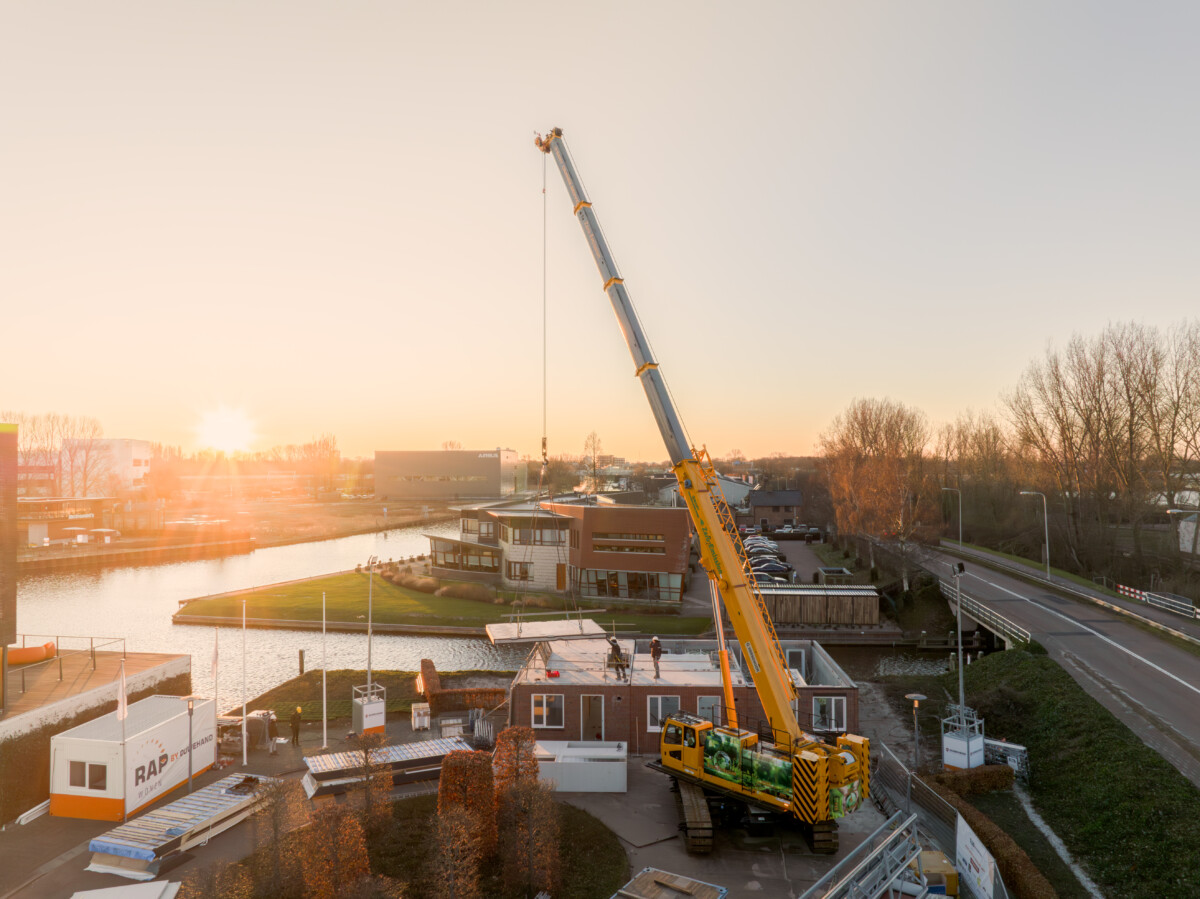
{"left": 196, "top": 406, "right": 255, "bottom": 454}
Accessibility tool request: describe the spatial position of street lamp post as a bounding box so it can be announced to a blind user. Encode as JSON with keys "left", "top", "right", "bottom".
{"left": 366, "top": 555, "right": 378, "bottom": 687}
{"left": 950, "top": 563, "right": 966, "bottom": 727}
{"left": 904, "top": 693, "right": 925, "bottom": 812}
{"left": 1021, "top": 491, "right": 1050, "bottom": 580}
{"left": 186, "top": 696, "right": 195, "bottom": 793}
{"left": 942, "top": 487, "right": 962, "bottom": 548}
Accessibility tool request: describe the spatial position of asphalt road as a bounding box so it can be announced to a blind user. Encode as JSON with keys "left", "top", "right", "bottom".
{"left": 922, "top": 546, "right": 1200, "bottom": 789}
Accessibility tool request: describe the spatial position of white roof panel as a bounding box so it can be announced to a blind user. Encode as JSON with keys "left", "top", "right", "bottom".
{"left": 57, "top": 695, "right": 210, "bottom": 743}
{"left": 486, "top": 618, "right": 607, "bottom": 644}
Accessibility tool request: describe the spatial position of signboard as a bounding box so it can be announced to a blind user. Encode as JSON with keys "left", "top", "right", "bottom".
{"left": 124, "top": 703, "right": 216, "bottom": 814}
{"left": 956, "top": 813, "right": 997, "bottom": 899}
{"left": 943, "top": 731, "right": 986, "bottom": 769}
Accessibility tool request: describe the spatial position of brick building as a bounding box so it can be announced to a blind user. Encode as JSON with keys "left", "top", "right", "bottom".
{"left": 507, "top": 637, "right": 860, "bottom": 752}
{"left": 428, "top": 498, "right": 691, "bottom": 603}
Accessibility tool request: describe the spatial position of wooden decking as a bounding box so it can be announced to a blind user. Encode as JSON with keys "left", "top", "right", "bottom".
{"left": 3, "top": 650, "right": 183, "bottom": 718}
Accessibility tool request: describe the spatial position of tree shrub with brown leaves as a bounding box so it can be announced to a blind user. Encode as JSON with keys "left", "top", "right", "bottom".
{"left": 493, "top": 726, "right": 539, "bottom": 796}
{"left": 298, "top": 804, "right": 372, "bottom": 899}
{"left": 437, "top": 750, "right": 497, "bottom": 855}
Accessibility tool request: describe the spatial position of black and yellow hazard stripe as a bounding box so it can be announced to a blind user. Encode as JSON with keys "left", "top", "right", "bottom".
{"left": 791, "top": 750, "right": 829, "bottom": 824}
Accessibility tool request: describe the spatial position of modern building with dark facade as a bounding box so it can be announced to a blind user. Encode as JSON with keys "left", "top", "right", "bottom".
{"left": 427, "top": 497, "right": 692, "bottom": 603}
{"left": 375, "top": 449, "right": 523, "bottom": 501}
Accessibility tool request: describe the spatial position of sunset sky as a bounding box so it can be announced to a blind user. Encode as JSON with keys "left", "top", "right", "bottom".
{"left": 5, "top": 3, "right": 1198, "bottom": 462}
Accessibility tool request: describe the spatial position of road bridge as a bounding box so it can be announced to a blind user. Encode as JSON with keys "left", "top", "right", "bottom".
{"left": 910, "top": 542, "right": 1200, "bottom": 790}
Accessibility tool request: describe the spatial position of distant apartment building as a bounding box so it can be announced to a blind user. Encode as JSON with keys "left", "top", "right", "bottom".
{"left": 427, "top": 498, "right": 692, "bottom": 602}
{"left": 375, "top": 449, "right": 523, "bottom": 501}
{"left": 61, "top": 438, "right": 152, "bottom": 495}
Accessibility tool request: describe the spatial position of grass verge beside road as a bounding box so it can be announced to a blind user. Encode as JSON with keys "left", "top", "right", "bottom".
{"left": 178, "top": 570, "right": 712, "bottom": 635}
{"left": 884, "top": 650, "right": 1200, "bottom": 898}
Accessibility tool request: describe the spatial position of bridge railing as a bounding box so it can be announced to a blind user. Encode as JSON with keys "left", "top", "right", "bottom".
{"left": 938, "top": 581, "right": 1031, "bottom": 646}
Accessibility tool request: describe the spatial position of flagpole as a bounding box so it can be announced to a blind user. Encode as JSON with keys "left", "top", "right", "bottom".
{"left": 322, "top": 591, "right": 328, "bottom": 750}
{"left": 242, "top": 599, "right": 248, "bottom": 768}
{"left": 213, "top": 628, "right": 220, "bottom": 767}
{"left": 118, "top": 659, "right": 127, "bottom": 822}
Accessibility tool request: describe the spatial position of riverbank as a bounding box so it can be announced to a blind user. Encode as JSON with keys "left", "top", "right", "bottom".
{"left": 173, "top": 569, "right": 715, "bottom": 637}
{"left": 17, "top": 497, "right": 457, "bottom": 573}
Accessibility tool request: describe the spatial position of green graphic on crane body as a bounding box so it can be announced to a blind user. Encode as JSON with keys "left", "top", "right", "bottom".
{"left": 702, "top": 730, "right": 792, "bottom": 801}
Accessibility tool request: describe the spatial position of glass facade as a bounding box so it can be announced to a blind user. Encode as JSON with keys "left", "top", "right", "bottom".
{"left": 429, "top": 537, "right": 501, "bottom": 574}
{"left": 576, "top": 569, "right": 683, "bottom": 602}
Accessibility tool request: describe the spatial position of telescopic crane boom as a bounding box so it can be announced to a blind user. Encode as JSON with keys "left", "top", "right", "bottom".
{"left": 536, "top": 127, "right": 870, "bottom": 850}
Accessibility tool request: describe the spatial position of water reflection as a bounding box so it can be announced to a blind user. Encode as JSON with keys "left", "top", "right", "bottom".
{"left": 17, "top": 522, "right": 528, "bottom": 702}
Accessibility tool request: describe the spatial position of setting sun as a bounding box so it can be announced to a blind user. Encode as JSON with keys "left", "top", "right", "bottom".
{"left": 196, "top": 405, "right": 255, "bottom": 454}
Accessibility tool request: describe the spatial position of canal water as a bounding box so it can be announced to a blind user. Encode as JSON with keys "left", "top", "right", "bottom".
{"left": 16, "top": 523, "right": 528, "bottom": 704}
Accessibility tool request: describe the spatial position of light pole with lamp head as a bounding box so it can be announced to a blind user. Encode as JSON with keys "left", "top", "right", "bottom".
{"left": 904, "top": 692, "right": 926, "bottom": 812}
{"left": 950, "top": 563, "right": 966, "bottom": 728}
{"left": 1020, "top": 491, "right": 1050, "bottom": 580}
{"left": 186, "top": 696, "right": 195, "bottom": 792}
{"left": 942, "top": 486, "right": 962, "bottom": 548}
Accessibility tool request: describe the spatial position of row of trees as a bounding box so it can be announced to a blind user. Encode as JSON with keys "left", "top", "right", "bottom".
{"left": 0, "top": 410, "right": 115, "bottom": 496}
{"left": 819, "top": 320, "right": 1200, "bottom": 590}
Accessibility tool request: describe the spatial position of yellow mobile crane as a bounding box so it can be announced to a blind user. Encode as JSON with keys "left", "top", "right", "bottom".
{"left": 536, "top": 127, "right": 870, "bottom": 852}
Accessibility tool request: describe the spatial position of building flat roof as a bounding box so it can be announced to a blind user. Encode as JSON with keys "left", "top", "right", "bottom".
{"left": 57, "top": 695, "right": 211, "bottom": 743}
{"left": 2, "top": 650, "right": 186, "bottom": 721}
{"left": 513, "top": 638, "right": 748, "bottom": 689}
{"left": 486, "top": 618, "right": 607, "bottom": 644}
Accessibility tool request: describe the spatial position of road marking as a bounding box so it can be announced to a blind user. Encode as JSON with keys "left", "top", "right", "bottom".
{"left": 964, "top": 570, "right": 1200, "bottom": 698}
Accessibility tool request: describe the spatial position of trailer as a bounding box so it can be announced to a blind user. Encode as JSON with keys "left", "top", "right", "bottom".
{"left": 301, "top": 736, "right": 472, "bottom": 798}
{"left": 51, "top": 695, "right": 216, "bottom": 821}
{"left": 85, "top": 773, "right": 274, "bottom": 881}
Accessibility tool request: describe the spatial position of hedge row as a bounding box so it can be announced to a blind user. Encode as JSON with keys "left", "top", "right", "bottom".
{"left": 0, "top": 671, "right": 192, "bottom": 824}
{"left": 922, "top": 777, "right": 1058, "bottom": 899}
{"left": 928, "top": 764, "right": 1014, "bottom": 797}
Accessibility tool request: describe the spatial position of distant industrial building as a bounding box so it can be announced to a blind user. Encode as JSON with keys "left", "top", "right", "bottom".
{"left": 375, "top": 449, "right": 523, "bottom": 500}
{"left": 428, "top": 497, "right": 692, "bottom": 602}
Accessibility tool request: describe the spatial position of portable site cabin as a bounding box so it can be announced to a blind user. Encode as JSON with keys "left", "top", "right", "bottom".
{"left": 50, "top": 695, "right": 216, "bottom": 821}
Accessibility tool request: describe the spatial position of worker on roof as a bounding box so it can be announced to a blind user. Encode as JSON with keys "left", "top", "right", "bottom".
{"left": 650, "top": 636, "right": 663, "bottom": 679}
{"left": 607, "top": 636, "right": 627, "bottom": 682}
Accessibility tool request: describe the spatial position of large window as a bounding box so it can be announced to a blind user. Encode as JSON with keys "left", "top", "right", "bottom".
{"left": 813, "top": 696, "right": 847, "bottom": 732}
{"left": 532, "top": 694, "right": 564, "bottom": 728}
{"left": 647, "top": 695, "right": 680, "bottom": 732}
{"left": 593, "top": 543, "right": 665, "bottom": 554}
{"left": 430, "top": 538, "right": 501, "bottom": 573}
{"left": 506, "top": 561, "right": 532, "bottom": 581}
{"left": 579, "top": 570, "right": 683, "bottom": 602}
{"left": 592, "top": 532, "right": 664, "bottom": 541}
{"left": 69, "top": 761, "right": 108, "bottom": 791}
{"left": 697, "top": 695, "right": 722, "bottom": 725}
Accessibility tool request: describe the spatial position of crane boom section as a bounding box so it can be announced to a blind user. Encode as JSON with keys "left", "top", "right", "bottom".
{"left": 540, "top": 132, "right": 690, "bottom": 467}
{"left": 537, "top": 128, "right": 801, "bottom": 748}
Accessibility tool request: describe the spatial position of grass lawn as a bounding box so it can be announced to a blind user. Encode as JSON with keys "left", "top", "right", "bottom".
{"left": 948, "top": 542, "right": 1124, "bottom": 598}
{"left": 919, "top": 650, "right": 1200, "bottom": 898}
{"left": 237, "top": 668, "right": 512, "bottom": 720}
{"left": 372, "top": 792, "right": 629, "bottom": 898}
{"left": 179, "top": 570, "right": 712, "bottom": 635}
{"left": 967, "top": 790, "right": 1092, "bottom": 899}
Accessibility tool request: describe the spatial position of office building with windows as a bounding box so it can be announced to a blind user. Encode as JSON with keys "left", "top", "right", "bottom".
{"left": 426, "top": 497, "right": 691, "bottom": 602}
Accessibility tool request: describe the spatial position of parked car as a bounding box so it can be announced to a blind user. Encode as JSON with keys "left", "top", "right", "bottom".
{"left": 749, "top": 559, "right": 793, "bottom": 573}
{"left": 743, "top": 537, "right": 779, "bottom": 548}
{"left": 747, "top": 547, "right": 784, "bottom": 560}
{"left": 752, "top": 572, "right": 788, "bottom": 584}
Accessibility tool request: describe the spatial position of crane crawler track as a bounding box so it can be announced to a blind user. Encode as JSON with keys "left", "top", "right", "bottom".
{"left": 673, "top": 778, "right": 714, "bottom": 854}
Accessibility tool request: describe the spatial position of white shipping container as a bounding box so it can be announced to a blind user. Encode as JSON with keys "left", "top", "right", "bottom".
{"left": 50, "top": 695, "right": 216, "bottom": 821}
